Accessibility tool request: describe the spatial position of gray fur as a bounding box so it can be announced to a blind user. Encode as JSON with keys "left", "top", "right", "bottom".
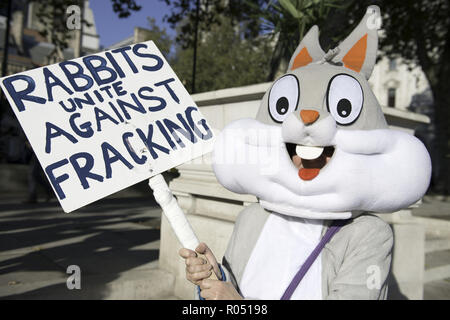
{"left": 221, "top": 204, "right": 393, "bottom": 300}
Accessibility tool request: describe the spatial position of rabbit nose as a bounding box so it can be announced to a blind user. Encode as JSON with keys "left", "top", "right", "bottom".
{"left": 300, "top": 109, "right": 319, "bottom": 125}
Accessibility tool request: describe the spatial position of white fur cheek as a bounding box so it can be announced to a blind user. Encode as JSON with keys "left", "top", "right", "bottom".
{"left": 212, "top": 119, "right": 285, "bottom": 195}
{"left": 333, "top": 129, "right": 393, "bottom": 154}
{"left": 363, "top": 131, "right": 431, "bottom": 212}
{"left": 283, "top": 130, "right": 432, "bottom": 213}
{"left": 330, "top": 129, "right": 432, "bottom": 212}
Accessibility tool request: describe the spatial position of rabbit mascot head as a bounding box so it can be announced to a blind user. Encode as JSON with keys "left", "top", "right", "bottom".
{"left": 212, "top": 6, "right": 432, "bottom": 220}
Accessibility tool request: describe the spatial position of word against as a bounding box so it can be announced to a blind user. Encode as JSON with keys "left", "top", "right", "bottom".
{"left": 66, "top": 265, "right": 81, "bottom": 290}
{"left": 366, "top": 265, "right": 381, "bottom": 290}
{"left": 1, "top": 41, "right": 214, "bottom": 212}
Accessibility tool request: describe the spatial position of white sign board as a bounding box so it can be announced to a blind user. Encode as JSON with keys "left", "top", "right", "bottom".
{"left": 0, "top": 41, "right": 215, "bottom": 213}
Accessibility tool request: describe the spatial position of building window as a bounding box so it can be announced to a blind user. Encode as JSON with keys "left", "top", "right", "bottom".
{"left": 389, "top": 58, "right": 397, "bottom": 71}
{"left": 388, "top": 88, "right": 396, "bottom": 107}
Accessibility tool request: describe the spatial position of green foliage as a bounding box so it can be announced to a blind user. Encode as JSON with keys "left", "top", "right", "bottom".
{"left": 110, "top": 0, "right": 141, "bottom": 18}
{"left": 169, "top": 17, "right": 273, "bottom": 93}
{"left": 160, "top": 0, "right": 347, "bottom": 80}
{"left": 142, "top": 17, "right": 173, "bottom": 59}
{"left": 159, "top": 0, "right": 227, "bottom": 49}
{"left": 229, "top": 0, "right": 349, "bottom": 79}
{"left": 277, "top": 0, "right": 346, "bottom": 41}
{"left": 319, "top": 0, "right": 449, "bottom": 88}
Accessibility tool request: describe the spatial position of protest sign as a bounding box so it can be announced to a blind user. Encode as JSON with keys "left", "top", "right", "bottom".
{"left": 0, "top": 41, "right": 215, "bottom": 213}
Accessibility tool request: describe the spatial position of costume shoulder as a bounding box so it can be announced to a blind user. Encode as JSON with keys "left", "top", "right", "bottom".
{"left": 226, "top": 203, "right": 269, "bottom": 257}
{"left": 344, "top": 214, "right": 393, "bottom": 244}
{"left": 235, "top": 203, "right": 269, "bottom": 230}
{"left": 324, "top": 214, "right": 394, "bottom": 300}
{"left": 327, "top": 214, "right": 393, "bottom": 264}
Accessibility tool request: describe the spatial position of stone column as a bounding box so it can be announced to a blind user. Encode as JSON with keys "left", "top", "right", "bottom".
{"left": 382, "top": 210, "right": 425, "bottom": 300}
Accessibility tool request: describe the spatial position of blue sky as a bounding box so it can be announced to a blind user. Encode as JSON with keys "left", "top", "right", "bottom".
{"left": 90, "top": 0, "right": 175, "bottom": 49}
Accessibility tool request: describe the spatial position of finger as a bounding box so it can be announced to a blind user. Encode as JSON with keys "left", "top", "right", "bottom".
{"left": 208, "top": 259, "right": 221, "bottom": 279}
{"left": 199, "top": 279, "right": 216, "bottom": 290}
{"left": 196, "top": 243, "right": 220, "bottom": 278}
{"left": 186, "top": 263, "right": 212, "bottom": 274}
{"left": 204, "top": 252, "right": 220, "bottom": 278}
{"left": 179, "top": 248, "right": 197, "bottom": 259}
{"left": 199, "top": 288, "right": 214, "bottom": 300}
{"left": 195, "top": 242, "right": 208, "bottom": 255}
{"left": 185, "top": 257, "right": 207, "bottom": 267}
{"left": 189, "top": 270, "right": 212, "bottom": 283}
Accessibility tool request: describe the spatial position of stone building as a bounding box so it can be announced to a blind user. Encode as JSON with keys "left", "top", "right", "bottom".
{"left": 0, "top": 0, "right": 100, "bottom": 163}
{"left": 106, "top": 26, "right": 157, "bottom": 50}
{"left": 369, "top": 57, "right": 431, "bottom": 111}
{"left": 0, "top": 0, "right": 100, "bottom": 77}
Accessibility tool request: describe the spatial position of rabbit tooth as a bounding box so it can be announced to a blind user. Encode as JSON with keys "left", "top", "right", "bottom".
{"left": 295, "top": 145, "right": 324, "bottom": 160}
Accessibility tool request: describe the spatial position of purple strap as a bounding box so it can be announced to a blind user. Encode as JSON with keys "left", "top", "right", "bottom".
{"left": 280, "top": 219, "right": 348, "bottom": 300}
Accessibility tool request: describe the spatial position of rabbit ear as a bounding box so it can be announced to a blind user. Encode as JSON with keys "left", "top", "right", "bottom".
{"left": 334, "top": 5, "right": 381, "bottom": 79}
{"left": 288, "top": 25, "right": 325, "bottom": 70}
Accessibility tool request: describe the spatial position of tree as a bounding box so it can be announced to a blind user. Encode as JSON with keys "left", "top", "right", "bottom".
{"left": 34, "top": 0, "right": 83, "bottom": 61}
{"left": 142, "top": 17, "right": 173, "bottom": 58}
{"left": 34, "top": 0, "right": 142, "bottom": 60}
{"left": 160, "top": 0, "right": 233, "bottom": 92}
{"left": 170, "top": 16, "right": 273, "bottom": 93}
{"left": 377, "top": 0, "right": 450, "bottom": 194}
{"left": 324, "top": 1, "right": 450, "bottom": 194}
{"left": 159, "top": 0, "right": 227, "bottom": 49}
{"left": 161, "top": 0, "right": 347, "bottom": 80}
{"left": 225, "top": 0, "right": 348, "bottom": 79}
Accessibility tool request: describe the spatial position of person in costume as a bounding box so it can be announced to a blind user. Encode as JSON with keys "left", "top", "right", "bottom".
{"left": 179, "top": 5, "right": 431, "bottom": 300}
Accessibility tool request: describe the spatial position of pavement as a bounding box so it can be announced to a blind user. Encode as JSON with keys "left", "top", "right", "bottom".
{"left": 0, "top": 184, "right": 178, "bottom": 299}
{"left": 1, "top": 185, "right": 450, "bottom": 299}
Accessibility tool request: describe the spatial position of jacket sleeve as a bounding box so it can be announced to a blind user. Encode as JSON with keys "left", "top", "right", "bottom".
{"left": 326, "top": 217, "right": 394, "bottom": 300}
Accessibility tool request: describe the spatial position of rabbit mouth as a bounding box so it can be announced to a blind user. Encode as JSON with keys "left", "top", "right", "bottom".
{"left": 285, "top": 143, "right": 335, "bottom": 181}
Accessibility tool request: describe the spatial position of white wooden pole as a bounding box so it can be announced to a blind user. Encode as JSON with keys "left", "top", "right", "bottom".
{"left": 148, "top": 174, "right": 199, "bottom": 251}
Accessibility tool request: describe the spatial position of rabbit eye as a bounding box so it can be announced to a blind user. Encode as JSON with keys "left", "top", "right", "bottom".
{"left": 326, "top": 74, "right": 363, "bottom": 125}
{"left": 268, "top": 75, "right": 299, "bottom": 123}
